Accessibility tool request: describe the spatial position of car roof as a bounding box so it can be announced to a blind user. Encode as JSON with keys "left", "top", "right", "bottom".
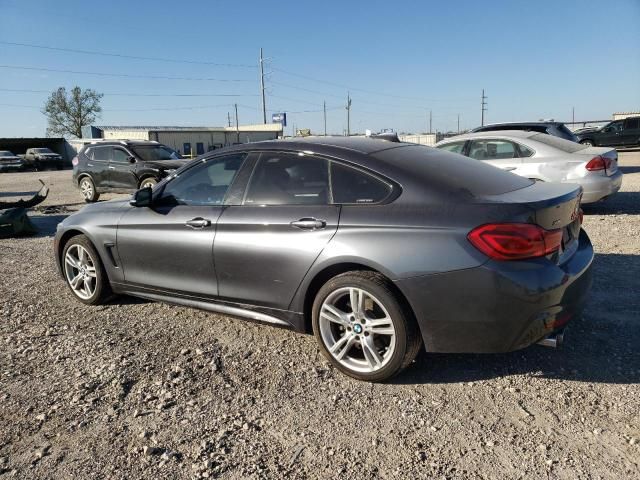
{"left": 436, "top": 130, "right": 538, "bottom": 143}
{"left": 475, "top": 121, "right": 562, "bottom": 128}
{"left": 244, "top": 136, "right": 409, "bottom": 154}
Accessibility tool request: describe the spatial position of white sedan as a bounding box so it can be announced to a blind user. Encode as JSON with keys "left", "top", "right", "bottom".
{"left": 434, "top": 130, "right": 622, "bottom": 203}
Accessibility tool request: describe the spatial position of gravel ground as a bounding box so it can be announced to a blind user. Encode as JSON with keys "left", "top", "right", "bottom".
{"left": 1, "top": 152, "right": 639, "bottom": 479}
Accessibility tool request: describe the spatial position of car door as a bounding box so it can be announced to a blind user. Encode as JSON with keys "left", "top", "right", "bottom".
{"left": 467, "top": 139, "right": 522, "bottom": 172}
{"left": 214, "top": 151, "right": 339, "bottom": 310}
{"left": 88, "top": 146, "right": 112, "bottom": 188}
{"left": 597, "top": 120, "right": 625, "bottom": 147}
{"left": 109, "top": 147, "right": 139, "bottom": 190}
{"left": 623, "top": 117, "right": 640, "bottom": 147}
{"left": 115, "top": 152, "right": 248, "bottom": 297}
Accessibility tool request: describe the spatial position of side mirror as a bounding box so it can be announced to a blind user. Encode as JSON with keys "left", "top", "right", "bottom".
{"left": 128, "top": 156, "right": 136, "bottom": 164}
{"left": 130, "top": 187, "right": 152, "bottom": 207}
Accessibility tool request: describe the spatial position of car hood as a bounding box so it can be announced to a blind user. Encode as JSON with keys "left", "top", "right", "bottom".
{"left": 575, "top": 127, "right": 600, "bottom": 136}
{"left": 141, "top": 159, "right": 188, "bottom": 170}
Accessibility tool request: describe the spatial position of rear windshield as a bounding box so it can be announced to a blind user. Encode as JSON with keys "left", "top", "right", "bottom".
{"left": 131, "top": 145, "right": 182, "bottom": 161}
{"left": 530, "top": 133, "right": 586, "bottom": 153}
{"left": 373, "top": 145, "right": 533, "bottom": 196}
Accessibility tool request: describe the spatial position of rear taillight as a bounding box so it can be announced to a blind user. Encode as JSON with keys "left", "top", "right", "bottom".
{"left": 585, "top": 155, "right": 611, "bottom": 171}
{"left": 578, "top": 208, "right": 584, "bottom": 225}
{"left": 468, "top": 223, "right": 563, "bottom": 260}
{"left": 72, "top": 156, "right": 79, "bottom": 166}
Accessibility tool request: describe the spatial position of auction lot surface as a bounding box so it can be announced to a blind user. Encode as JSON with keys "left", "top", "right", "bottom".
{"left": 1, "top": 152, "right": 639, "bottom": 479}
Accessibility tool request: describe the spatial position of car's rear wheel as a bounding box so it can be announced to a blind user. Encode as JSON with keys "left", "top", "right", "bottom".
{"left": 580, "top": 139, "right": 594, "bottom": 147}
{"left": 62, "top": 235, "right": 111, "bottom": 305}
{"left": 312, "top": 271, "right": 422, "bottom": 382}
{"left": 139, "top": 178, "right": 157, "bottom": 189}
{"left": 80, "top": 177, "right": 100, "bottom": 202}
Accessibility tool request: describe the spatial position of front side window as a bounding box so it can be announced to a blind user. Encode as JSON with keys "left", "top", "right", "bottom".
{"left": 468, "top": 140, "right": 517, "bottom": 160}
{"left": 437, "top": 141, "right": 466, "bottom": 154}
{"left": 244, "top": 153, "right": 329, "bottom": 205}
{"left": 605, "top": 121, "right": 624, "bottom": 133}
{"left": 331, "top": 162, "right": 392, "bottom": 204}
{"left": 111, "top": 148, "right": 130, "bottom": 163}
{"left": 158, "top": 153, "right": 246, "bottom": 206}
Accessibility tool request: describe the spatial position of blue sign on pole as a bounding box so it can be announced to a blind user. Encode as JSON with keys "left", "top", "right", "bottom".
{"left": 272, "top": 112, "right": 287, "bottom": 127}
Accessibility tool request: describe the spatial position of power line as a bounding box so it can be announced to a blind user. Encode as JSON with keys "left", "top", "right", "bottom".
{"left": 0, "top": 41, "right": 256, "bottom": 68}
{"left": 0, "top": 65, "right": 254, "bottom": 82}
{"left": 0, "top": 87, "right": 258, "bottom": 97}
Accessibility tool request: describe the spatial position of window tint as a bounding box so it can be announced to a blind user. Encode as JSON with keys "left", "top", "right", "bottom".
{"left": 158, "top": 154, "right": 245, "bottom": 206}
{"left": 245, "top": 153, "right": 329, "bottom": 205}
{"left": 530, "top": 133, "right": 587, "bottom": 153}
{"left": 518, "top": 144, "right": 535, "bottom": 157}
{"left": 468, "top": 140, "right": 517, "bottom": 160}
{"left": 437, "top": 141, "right": 465, "bottom": 154}
{"left": 625, "top": 118, "right": 640, "bottom": 130}
{"left": 92, "top": 146, "right": 111, "bottom": 161}
{"left": 131, "top": 145, "right": 181, "bottom": 161}
{"left": 331, "top": 162, "right": 391, "bottom": 204}
{"left": 112, "top": 148, "right": 129, "bottom": 163}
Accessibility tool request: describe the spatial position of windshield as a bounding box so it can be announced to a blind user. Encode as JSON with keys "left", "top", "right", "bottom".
{"left": 531, "top": 133, "right": 587, "bottom": 153}
{"left": 131, "top": 145, "right": 182, "bottom": 161}
{"left": 34, "top": 148, "right": 54, "bottom": 153}
{"left": 0, "top": 151, "right": 14, "bottom": 156}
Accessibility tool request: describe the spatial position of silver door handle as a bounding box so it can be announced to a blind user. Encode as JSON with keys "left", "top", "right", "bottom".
{"left": 87, "top": 163, "right": 94, "bottom": 167}
{"left": 185, "top": 217, "right": 211, "bottom": 229}
{"left": 290, "top": 218, "right": 326, "bottom": 230}
{"left": 108, "top": 166, "right": 115, "bottom": 170}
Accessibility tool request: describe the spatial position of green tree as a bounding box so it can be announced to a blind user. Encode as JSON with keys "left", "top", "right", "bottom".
{"left": 42, "top": 86, "right": 103, "bottom": 138}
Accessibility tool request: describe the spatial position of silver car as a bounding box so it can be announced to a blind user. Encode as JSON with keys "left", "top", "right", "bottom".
{"left": 435, "top": 131, "right": 622, "bottom": 203}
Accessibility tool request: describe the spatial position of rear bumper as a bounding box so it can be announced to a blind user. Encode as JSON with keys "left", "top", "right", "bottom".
{"left": 580, "top": 170, "right": 623, "bottom": 203}
{"left": 395, "top": 229, "right": 594, "bottom": 353}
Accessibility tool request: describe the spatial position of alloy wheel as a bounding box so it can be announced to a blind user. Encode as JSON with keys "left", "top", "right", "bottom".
{"left": 64, "top": 244, "right": 97, "bottom": 300}
{"left": 319, "top": 287, "right": 397, "bottom": 373}
{"left": 80, "top": 179, "right": 93, "bottom": 200}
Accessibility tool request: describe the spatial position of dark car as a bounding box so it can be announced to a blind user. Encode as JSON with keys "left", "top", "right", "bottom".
{"left": 72, "top": 140, "right": 187, "bottom": 202}
{"left": 472, "top": 122, "right": 578, "bottom": 142}
{"left": 575, "top": 116, "right": 640, "bottom": 148}
{"left": 54, "top": 137, "right": 593, "bottom": 382}
{"left": 23, "top": 148, "right": 64, "bottom": 170}
{"left": 0, "top": 150, "right": 25, "bottom": 172}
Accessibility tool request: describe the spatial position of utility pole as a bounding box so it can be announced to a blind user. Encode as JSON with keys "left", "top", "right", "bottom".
{"left": 259, "top": 48, "right": 267, "bottom": 124}
{"left": 323, "top": 101, "right": 327, "bottom": 136}
{"left": 346, "top": 92, "right": 352, "bottom": 136}
{"left": 429, "top": 110, "right": 433, "bottom": 134}
{"left": 481, "top": 89, "right": 488, "bottom": 126}
{"left": 457, "top": 114, "right": 460, "bottom": 134}
{"left": 234, "top": 103, "right": 239, "bottom": 143}
{"left": 572, "top": 107, "right": 575, "bottom": 124}
{"left": 227, "top": 111, "right": 231, "bottom": 127}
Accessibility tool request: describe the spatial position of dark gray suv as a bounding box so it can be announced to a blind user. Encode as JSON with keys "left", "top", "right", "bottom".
{"left": 54, "top": 137, "right": 593, "bottom": 381}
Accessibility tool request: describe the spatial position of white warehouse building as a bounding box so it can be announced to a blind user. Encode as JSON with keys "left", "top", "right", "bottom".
{"left": 81, "top": 124, "right": 283, "bottom": 156}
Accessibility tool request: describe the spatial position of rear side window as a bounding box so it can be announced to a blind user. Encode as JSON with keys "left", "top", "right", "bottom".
{"left": 83, "top": 147, "right": 94, "bottom": 160}
{"left": 112, "top": 148, "right": 130, "bottom": 163}
{"left": 245, "top": 152, "right": 329, "bottom": 205}
{"left": 468, "top": 140, "right": 517, "bottom": 160}
{"left": 331, "top": 162, "right": 391, "bottom": 204}
{"left": 92, "top": 146, "right": 111, "bottom": 161}
{"left": 625, "top": 118, "right": 640, "bottom": 130}
{"left": 530, "top": 133, "right": 587, "bottom": 153}
{"left": 437, "top": 141, "right": 465, "bottom": 154}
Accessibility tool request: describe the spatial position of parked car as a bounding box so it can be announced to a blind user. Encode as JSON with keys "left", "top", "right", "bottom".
{"left": 22, "top": 148, "right": 64, "bottom": 170}
{"left": 472, "top": 122, "right": 578, "bottom": 142}
{"left": 574, "top": 116, "right": 640, "bottom": 148}
{"left": 435, "top": 130, "right": 622, "bottom": 203}
{"left": 72, "top": 140, "right": 187, "bottom": 202}
{"left": 0, "top": 150, "right": 25, "bottom": 172}
{"left": 54, "top": 137, "right": 593, "bottom": 382}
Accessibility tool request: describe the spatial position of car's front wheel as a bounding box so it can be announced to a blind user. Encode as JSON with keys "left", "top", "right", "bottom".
{"left": 79, "top": 177, "right": 100, "bottom": 202}
{"left": 139, "top": 178, "right": 157, "bottom": 190}
{"left": 312, "top": 271, "right": 422, "bottom": 382}
{"left": 580, "top": 139, "right": 594, "bottom": 147}
{"left": 62, "top": 235, "right": 112, "bottom": 305}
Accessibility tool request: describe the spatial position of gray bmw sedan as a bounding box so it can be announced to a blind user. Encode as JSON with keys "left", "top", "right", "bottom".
{"left": 54, "top": 137, "right": 593, "bottom": 382}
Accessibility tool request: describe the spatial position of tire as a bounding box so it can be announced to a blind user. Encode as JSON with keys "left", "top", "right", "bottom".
{"left": 139, "top": 178, "right": 157, "bottom": 189}
{"left": 79, "top": 176, "right": 100, "bottom": 202}
{"left": 62, "top": 234, "right": 112, "bottom": 305}
{"left": 312, "top": 271, "right": 422, "bottom": 382}
{"left": 580, "top": 139, "right": 594, "bottom": 147}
